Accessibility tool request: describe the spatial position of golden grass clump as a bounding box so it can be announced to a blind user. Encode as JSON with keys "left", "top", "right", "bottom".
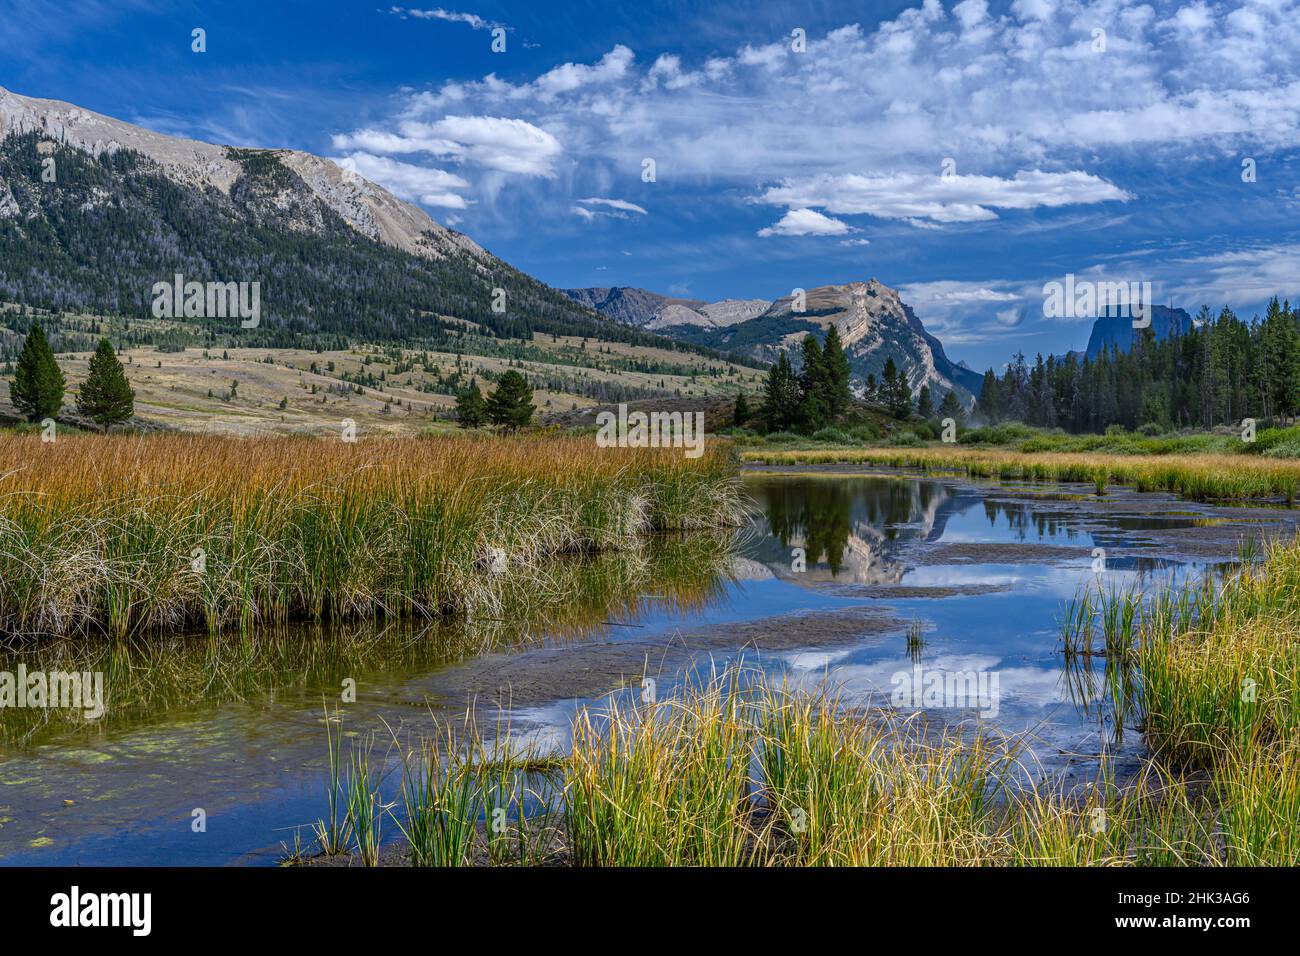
{"left": 0, "top": 432, "right": 744, "bottom": 640}
{"left": 331, "top": 671, "right": 1284, "bottom": 866}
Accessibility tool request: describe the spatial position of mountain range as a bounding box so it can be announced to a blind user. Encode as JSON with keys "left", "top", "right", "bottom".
{"left": 565, "top": 279, "right": 986, "bottom": 401}
{"left": 0, "top": 85, "right": 669, "bottom": 351}
{"left": 0, "top": 85, "right": 1189, "bottom": 412}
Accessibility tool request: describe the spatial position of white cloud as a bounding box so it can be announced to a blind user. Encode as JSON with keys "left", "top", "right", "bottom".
{"left": 533, "top": 45, "right": 634, "bottom": 100}
{"left": 1164, "top": 244, "right": 1300, "bottom": 310}
{"left": 757, "top": 170, "right": 1132, "bottom": 225}
{"left": 333, "top": 115, "right": 562, "bottom": 177}
{"left": 577, "top": 197, "right": 648, "bottom": 215}
{"left": 758, "top": 208, "right": 853, "bottom": 237}
{"left": 388, "top": 6, "right": 505, "bottom": 31}
{"left": 335, "top": 152, "right": 471, "bottom": 208}
{"left": 341, "top": 1, "right": 1300, "bottom": 228}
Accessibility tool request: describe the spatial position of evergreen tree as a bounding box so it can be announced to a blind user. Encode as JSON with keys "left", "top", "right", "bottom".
{"left": 972, "top": 300, "right": 1300, "bottom": 433}
{"left": 455, "top": 378, "right": 488, "bottom": 427}
{"left": 76, "top": 338, "right": 135, "bottom": 432}
{"left": 733, "top": 391, "right": 751, "bottom": 427}
{"left": 938, "top": 388, "right": 964, "bottom": 424}
{"left": 11, "top": 322, "right": 65, "bottom": 421}
{"left": 916, "top": 384, "right": 934, "bottom": 419}
{"left": 797, "top": 334, "right": 830, "bottom": 431}
{"left": 762, "top": 351, "right": 800, "bottom": 431}
{"left": 977, "top": 370, "right": 1002, "bottom": 423}
{"left": 821, "top": 324, "right": 852, "bottom": 418}
{"left": 485, "top": 370, "right": 534, "bottom": 430}
{"left": 882, "top": 357, "right": 911, "bottom": 418}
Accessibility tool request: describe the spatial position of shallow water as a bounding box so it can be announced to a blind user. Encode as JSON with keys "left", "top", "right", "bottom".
{"left": 0, "top": 469, "right": 1293, "bottom": 865}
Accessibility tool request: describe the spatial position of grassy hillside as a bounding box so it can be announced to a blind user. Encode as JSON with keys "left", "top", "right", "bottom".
{"left": 0, "top": 304, "right": 766, "bottom": 435}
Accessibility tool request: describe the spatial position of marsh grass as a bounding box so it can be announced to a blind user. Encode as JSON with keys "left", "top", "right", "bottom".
{"left": 321, "top": 668, "right": 1289, "bottom": 866}
{"left": 343, "top": 739, "right": 387, "bottom": 867}
{"left": 394, "top": 723, "right": 480, "bottom": 867}
{"left": 313, "top": 706, "right": 351, "bottom": 856}
{"left": 563, "top": 674, "right": 762, "bottom": 866}
{"left": 746, "top": 446, "right": 1300, "bottom": 501}
{"left": 0, "top": 433, "right": 744, "bottom": 641}
{"left": 1053, "top": 536, "right": 1300, "bottom": 865}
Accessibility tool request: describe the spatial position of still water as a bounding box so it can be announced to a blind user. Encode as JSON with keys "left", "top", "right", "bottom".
{"left": 0, "top": 469, "right": 1292, "bottom": 865}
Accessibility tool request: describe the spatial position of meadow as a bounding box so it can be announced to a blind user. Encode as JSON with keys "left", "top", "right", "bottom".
{"left": 0, "top": 432, "right": 745, "bottom": 641}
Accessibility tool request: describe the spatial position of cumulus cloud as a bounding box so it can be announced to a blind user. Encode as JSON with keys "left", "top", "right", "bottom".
{"left": 338, "top": 0, "right": 1300, "bottom": 243}
{"left": 758, "top": 208, "right": 853, "bottom": 237}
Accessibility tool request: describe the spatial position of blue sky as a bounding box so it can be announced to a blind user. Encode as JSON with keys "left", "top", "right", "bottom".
{"left": 2, "top": 0, "right": 1298, "bottom": 372}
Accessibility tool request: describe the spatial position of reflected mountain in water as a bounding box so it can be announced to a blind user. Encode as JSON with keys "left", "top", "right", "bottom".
{"left": 743, "top": 475, "right": 961, "bottom": 586}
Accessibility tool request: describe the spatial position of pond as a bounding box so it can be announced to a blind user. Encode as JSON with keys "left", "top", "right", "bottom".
{"left": 0, "top": 466, "right": 1294, "bottom": 865}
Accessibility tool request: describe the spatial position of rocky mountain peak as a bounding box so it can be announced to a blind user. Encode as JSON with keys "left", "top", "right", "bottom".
{"left": 0, "top": 85, "right": 483, "bottom": 262}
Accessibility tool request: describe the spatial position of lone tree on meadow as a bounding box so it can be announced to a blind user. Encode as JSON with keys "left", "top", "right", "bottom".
{"left": 486, "top": 370, "right": 534, "bottom": 430}
{"left": 455, "top": 378, "right": 488, "bottom": 428}
{"left": 10, "top": 322, "right": 66, "bottom": 422}
{"left": 76, "top": 338, "right": 135, "bottom": 432}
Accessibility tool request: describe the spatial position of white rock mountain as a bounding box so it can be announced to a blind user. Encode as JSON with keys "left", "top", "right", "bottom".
{"left": 565, "top": 279, "right": 983, "bottom": 402}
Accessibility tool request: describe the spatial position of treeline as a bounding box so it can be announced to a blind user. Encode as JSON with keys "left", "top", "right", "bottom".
{"left": 976, "top": 298, "right": 1300, "bottom": 432}
{"left": 860, "top": 359, "right": 964, "bottom": 422}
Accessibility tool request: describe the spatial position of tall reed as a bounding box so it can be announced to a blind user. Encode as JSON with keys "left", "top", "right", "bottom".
{"left": 0, "top": 433, "right": 744, "bottom": 640}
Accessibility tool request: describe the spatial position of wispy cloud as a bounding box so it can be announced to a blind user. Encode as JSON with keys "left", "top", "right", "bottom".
{"left": 387, "top": 6, "right": 506, "bottom": 32}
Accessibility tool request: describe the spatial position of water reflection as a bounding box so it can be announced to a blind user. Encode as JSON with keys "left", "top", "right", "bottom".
{"left": 746, "top": 475, "right": 956, "bottom": 584}
{"left": 3, "top": 471, "right": 1296, "bottom": 864}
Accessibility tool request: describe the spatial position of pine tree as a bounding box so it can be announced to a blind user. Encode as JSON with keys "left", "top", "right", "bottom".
{"left": 76, "top": 338, "right": 135, "bottom": 432}
{"left": 977, "top": 370, "right": 1001, "bottom": 423}
{"left": 882, "top": 358, "right": 911, "bottom": 418}
{"left": 486, "top": 370, "right": 534, "bottom": 430}
{"left": 762, "top": 351, "right": 799, "bottom": 432}
{"left": 821, "top": 324, "right": 852, "bottom": 419}
{"left": 10, "top": 322, "right": 65, "bottom": 421}
{"left": 733, "top": 392, "right": 751, "bottom": 427}
{"left": 916, "top": 384, "right": 934, "bottom": 419}
{"left": 938, "top": 389, "right": 964, "bottom": 424}
{"left": 797, "top": 335, "right": 830, "bottom": 432}
{"left": 455, "top": 378, "right": 488, "bottom": 427}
